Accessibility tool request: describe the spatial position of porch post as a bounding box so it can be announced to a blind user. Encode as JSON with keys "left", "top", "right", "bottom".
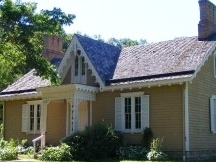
{"left": 73, "top": 97, "right": 79, "bottom": 132}
{"left": 41, "top": 100, "right": 49, "bottom": 148}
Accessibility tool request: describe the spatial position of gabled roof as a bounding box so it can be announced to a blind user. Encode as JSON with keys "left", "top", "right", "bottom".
{"left": 108, "top": 36, "right": 216, "bottom": 84}
{"left": 75, "top": 34, "right": 121, "bottom": 83}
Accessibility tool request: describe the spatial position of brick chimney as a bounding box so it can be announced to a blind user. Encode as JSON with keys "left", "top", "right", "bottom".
{"left": 198, "top": 0, "right": 216, "bottom": 40}
{"left": 43, "top": 35, "right": 63, "bottom": 61}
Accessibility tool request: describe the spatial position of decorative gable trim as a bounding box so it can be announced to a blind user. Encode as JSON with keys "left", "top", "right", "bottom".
{"left": 58, "top": 35, "right": 104, "bottom": 89}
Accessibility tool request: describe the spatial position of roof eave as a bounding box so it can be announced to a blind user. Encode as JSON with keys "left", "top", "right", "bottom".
{"left": 0, "top": 92, "right": 42, "bottom": 101}
{"left": 103, "top": 76, "right": 192, "bottom": 91}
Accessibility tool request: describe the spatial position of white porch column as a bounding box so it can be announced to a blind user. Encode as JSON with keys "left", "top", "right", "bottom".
{"left": 41, "top": 100, "right": 49, "bottom": 148}
{"left": 72, "top": 97, "right": 79, "bottom": 132}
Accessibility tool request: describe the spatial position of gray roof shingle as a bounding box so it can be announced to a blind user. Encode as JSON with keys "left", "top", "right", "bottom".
{"left": 1, "top": 69, "right": 50, "bottom": 95}
{"left": 75, "top": 34, "right": 121, "bottom": 83}
{"left": 111, "top": 36, "right": 215, "bottom": 82}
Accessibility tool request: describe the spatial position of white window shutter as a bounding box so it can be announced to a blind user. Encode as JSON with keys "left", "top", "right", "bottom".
{"left": 141, "top": 95, "right": 149, "bottom": 129}
{"left": 22, "top": 104, "right": 29, "bottom": 133}
{"left": 115, "top": 97, "right": 123, "bottom": 131}
{"left": 40, "top": 104, "right": 47, "bottom": 133}
{"left": 210, "top": 97, "right": 216, "bottom": 133}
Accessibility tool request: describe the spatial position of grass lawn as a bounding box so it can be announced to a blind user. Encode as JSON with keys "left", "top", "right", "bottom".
{"left": 16, "top": 155, "right": 216, "bottom": 162}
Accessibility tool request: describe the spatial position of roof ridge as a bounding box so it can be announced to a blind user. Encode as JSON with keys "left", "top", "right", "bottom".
{"left": 74, "top": 34, "right": 121, "bottom": 50}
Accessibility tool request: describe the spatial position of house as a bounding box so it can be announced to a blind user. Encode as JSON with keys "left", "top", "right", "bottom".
{"left": 1, "top": 0, "right": 216, "bottom": 160}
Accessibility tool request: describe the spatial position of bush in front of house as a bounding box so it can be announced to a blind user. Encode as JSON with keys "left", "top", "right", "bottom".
{"left": 117, "top": 145, "right": 148, "bottom": 160}
{"left": 0, "top": 138, "right": 18, "bottom": 160}
{"left": 146, "top": 138, "right": 168, "bottom": 161}
{"left": 142, "top": 127, "right": 154, "bottom": 149}
{"left": 39, "top": 143, "right": 72, "bottom": 161}
{"left": 0, "top": 146, "right": 18, "bottom": 160}
{"left": 62, "top": 123, "right": 123, "bottom": 160}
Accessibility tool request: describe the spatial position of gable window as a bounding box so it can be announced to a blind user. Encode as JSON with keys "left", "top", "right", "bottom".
{"left": 210, "top": 95, "right": 216, "bottom": 133}
{"left": 115, "top": 92, "right": 149, "bottom": 133}
{"left": 75, "top": 56, "right": 79, "bottom": 76}
{"left": 22, "top": 100, "right": 44, "bottom": 134}
{"left": 73, "top": 53, "right": 87, "bottom": 84}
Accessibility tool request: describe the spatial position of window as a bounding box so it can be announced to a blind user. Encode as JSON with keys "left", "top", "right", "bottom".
{"left": 22, "top": 100, "right": 44, "bottom": 134}
{"left": 75, "top": 56, "right": 79, "bottom": 76}
{"left": 73, "top": 54, "right": 86, "bottom": 84}
{"left": 210, "top": 95, "right": 216, "bottom": 133}
{"left": 29, "top": 104, "right": 41, "bottom": 132}
{"left": 115, "top": 92, "right": 149, "bottom": 133}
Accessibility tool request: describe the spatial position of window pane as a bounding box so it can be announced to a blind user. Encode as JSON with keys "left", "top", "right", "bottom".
{"left": 30, "top": 105, "right": 34, "bottom": 131}
{"left": 135, "top": 97, "right": 141, "bottom": 129}
{"left": 125, "top": 98, "right": 131, "bottom": 129}
{"left": 81, "top": 57, "right": 85, "bottom": 75}
{"left": 75, "top": 56, "right": 79, "bottom": 76}
{"left": 37, "top": 104, "right": 41, "bottom": 131}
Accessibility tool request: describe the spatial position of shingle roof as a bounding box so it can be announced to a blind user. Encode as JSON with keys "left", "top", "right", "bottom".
{"left": 0, "top": 69, "right": 50, "bottom": 95}
{"left": 110, "top": 36, "right": 215, "bottom": 83}
{"left": 75, "top": 34, "right": 121, "bottom": 83}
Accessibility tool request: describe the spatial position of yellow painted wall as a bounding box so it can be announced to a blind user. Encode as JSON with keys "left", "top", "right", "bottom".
{"left": 92, "top": 85, "right": 183, "bottom": 151}
{"left": 188, "top": 53, "right": 216, "bottom": 150}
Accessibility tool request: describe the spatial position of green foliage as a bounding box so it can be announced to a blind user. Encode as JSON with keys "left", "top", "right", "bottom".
{"left": 0, "top": 138, "right": 18, "bottom": 160}
{"left": 0, "top": 0, "right": 75, "bottom": 89}
{"left": 62, "top": 124, "right": 123, "bottom": 160}
{"left": 39, "top": 143, "right": 72, "bottom": 161}
{"left": 142, "top": 127, "right": 154, "bottom": 149}
{"left": 0, "top": 146, "right": 18, "bottom": 160}
{"left": 147, "top": 138, "right": 168, "bottom": 161}
{"left": 108, "top": 37, "right": 147, "bottom": 48}
{"left": 117, "top": 145, "right": 148, "bottom": 160}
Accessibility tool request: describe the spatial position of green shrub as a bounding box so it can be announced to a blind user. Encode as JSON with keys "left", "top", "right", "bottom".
{"left": 39, "top": 143, "right": 72, "bottom": 161}
{"left": 62, "top": 124, "right": 123, "bottom": 160}
{"left": 0, "top": 147, "right": 18, "bottom": 160}
{"left": 0, "top": 138, "right": 18, "bottom": 160}
{"left": 146, "top": 138, "right": 168, "bottom": 161}
{"left": 117, "top": 145, "right": 148, "bottom": 160}
{"left": 142, "top": 127, "right": 153, "bottom": 149}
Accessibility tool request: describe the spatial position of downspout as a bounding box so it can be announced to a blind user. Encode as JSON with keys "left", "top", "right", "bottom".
{"left": 183, "top": 82, "right": 189, "bottom": 161}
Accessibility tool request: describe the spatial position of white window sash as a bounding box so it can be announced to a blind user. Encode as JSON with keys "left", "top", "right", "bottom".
{"left": 115, "top": 92, "right": 149, "bottom": 133}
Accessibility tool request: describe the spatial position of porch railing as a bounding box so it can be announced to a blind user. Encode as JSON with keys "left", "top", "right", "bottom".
{"left": 32, "top": 133, "right": 45, "bottom": 153}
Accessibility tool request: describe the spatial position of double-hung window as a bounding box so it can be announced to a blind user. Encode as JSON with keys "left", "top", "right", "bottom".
{"left": 22, "top": 100, "right": 44, "bottom": 134}
{"left": 115, "top": 92, "right": 149, "bottom": 133}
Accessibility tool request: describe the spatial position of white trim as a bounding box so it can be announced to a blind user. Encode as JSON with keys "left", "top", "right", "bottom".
{"left": 0, "top": 92, "right": 41, "bottom": 101}
{"left": 27, "top": 100, "right": 42, "bottom": 104}
{"left": 58, "top": 38, "right": 75, "bottom": 79}
{"left": 74, "top": 36, "right": 105, "bottom": 88}
{"left": 121, "top": 92, "right": 144, "bottom": 97}
{"left": 58, "top": 35, "right": 104, "bottom": 87}
{"left": 184, "top": 82, "right": 189, "bottom": 151}
{"left": 104, "top": 76, "right": 192, "bottom": 91}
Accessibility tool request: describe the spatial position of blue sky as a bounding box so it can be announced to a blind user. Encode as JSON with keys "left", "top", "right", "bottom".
{"left": 19, "top": 0, "right": 216, "bottom": 42}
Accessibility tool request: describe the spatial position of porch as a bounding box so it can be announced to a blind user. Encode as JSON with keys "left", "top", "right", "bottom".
{"left": 36, "top": 84, "right": 98, "bottom": 147}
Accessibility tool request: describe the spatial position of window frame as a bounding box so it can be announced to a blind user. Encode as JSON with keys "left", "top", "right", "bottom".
{"left": 121, "top": 92, "right": 144, "bottom": 133}
{"left": 72, "top": 55, "right": 87, "bottom": 84}
{"left": 27, "top": 100, "right": 42, "bottom": 134}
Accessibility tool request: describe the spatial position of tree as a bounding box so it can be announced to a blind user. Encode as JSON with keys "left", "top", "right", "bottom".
{"left": 0, "top": 0, "right": 75, "bottom": 89}
{"left": 108, "top": 37, "right": 147, "bottom": 48}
